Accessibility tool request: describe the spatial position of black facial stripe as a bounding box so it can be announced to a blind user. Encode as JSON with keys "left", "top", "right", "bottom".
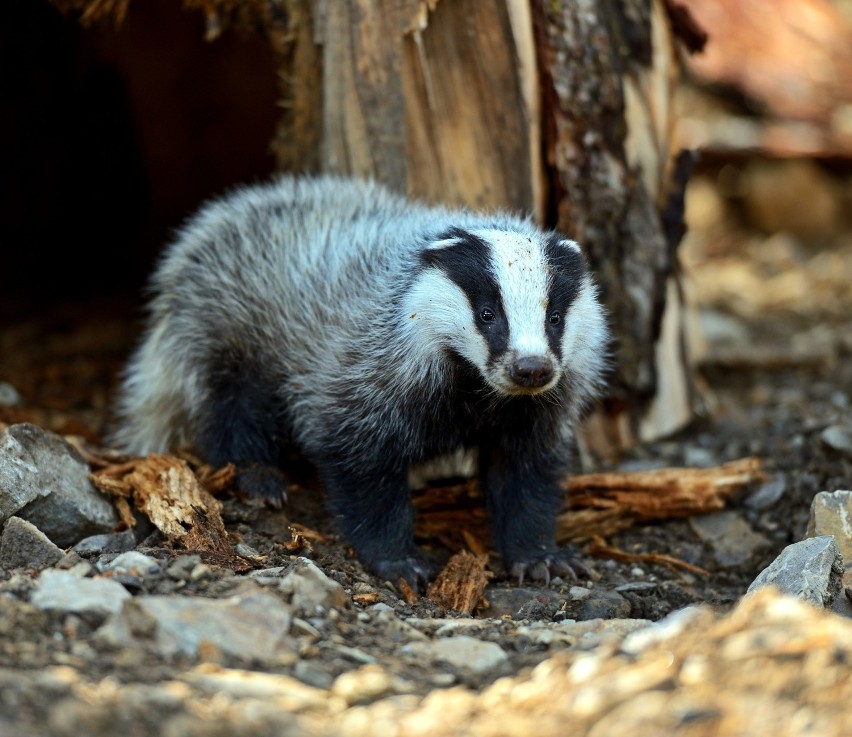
{"left": 544, "top": 233, "right": 588, "bottom": 359}
{"left": 421, "top": 227, "right": 508, "bottom": 362}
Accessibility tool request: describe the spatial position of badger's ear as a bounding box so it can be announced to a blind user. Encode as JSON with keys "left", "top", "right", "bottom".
{"left": 424, "top": 226, "right": 470, "bottom": 251}
{"left": 553, "top": 237, "right": 583, "bottom": 254}
{"left": 420, "top": 227, "right": 493, "bottom": 278}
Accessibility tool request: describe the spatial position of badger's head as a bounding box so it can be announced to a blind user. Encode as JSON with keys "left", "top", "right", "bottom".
{"left": 404, "top": 225, "right": 608, "bottom": 400}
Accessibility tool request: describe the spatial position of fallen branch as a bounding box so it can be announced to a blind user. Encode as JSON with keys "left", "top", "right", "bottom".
{"left": 586, "top": 535, "right": 711, "bottom": 576}
{"left": 558, "top": 457, "right": 766, "bottom": 542}
{"left": 414, "top": 457, "right": 766, "bottom": 552}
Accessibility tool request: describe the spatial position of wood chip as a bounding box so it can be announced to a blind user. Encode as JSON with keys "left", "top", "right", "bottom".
{"left": 287, "top": 524, "right": 327, "bottom": 543}
{"left": 352, "top": 592, "right": 382, "bottom": 606}
{"left": 280, "top": 526, "right": 315, "bottom": 555}
{"left": 197, "top": 462, "right": 237, "bottom": 495}
{"left": 426, "top": 550, "right": 492, "bottom": 614}
{"left": 398, "top": 577, "right": 419, "bottom": 605}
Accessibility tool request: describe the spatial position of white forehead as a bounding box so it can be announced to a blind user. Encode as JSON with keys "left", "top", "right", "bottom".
{"left": 472, "top": 228, "right": 551, "bottom": 353}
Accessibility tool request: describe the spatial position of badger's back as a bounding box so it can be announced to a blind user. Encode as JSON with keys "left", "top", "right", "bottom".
{"left": 111, "top": 176, "right": 420, "bottom": 452}
{"left": 111, "top": 174, "right": 608, "bottom": 465}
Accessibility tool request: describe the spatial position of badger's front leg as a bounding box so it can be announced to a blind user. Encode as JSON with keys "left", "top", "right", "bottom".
{"left": 479, "top": 432, "right": 590, "bottom": 585}
{"left": 318, "top": 461, "right": 439, "bottom": 589}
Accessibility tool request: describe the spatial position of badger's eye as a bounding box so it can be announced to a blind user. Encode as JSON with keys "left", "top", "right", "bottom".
{"left": 548, "top": 311, "right": 562, "bottom": 325}
{"left": 480, "top": 307, "right": 495, "bottom": 323}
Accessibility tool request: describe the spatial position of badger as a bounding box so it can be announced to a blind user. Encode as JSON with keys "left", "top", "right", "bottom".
{"left": 111, "top": 175, "right": 610, "bottom": 587}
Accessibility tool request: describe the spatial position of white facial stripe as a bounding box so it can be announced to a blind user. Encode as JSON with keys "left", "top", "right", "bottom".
{"left": 561, "top": 275, "right": 608, "bottom": 373}
{"left": 474, "top": 229, "right": 551, "bottom": 358}
{"left": 402, "top": 268, "right": 490, "bottom": 370}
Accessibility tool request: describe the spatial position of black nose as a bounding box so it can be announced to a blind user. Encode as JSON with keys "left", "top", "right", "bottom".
{"left": 510, "top": 356, "right": 554, "bottom": 388}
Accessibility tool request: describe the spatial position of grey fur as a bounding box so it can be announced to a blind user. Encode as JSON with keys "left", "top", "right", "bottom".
{"left": 111, "top": 174, "right": 610, "bottom": 584}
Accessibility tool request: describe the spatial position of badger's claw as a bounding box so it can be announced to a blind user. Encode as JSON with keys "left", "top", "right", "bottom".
{"left": 510, "top": 549, "right": 592, "bottom": 586}
{"left": 236, "top": 463, "right": 289, "bottom": 508}
{"left": 370, "top": 554, "right": 440, "bottom": 594}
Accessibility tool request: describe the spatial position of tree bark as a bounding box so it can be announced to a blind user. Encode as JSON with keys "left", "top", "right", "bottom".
{"left": 54, "top": 0, "right": 697, "bottom": 458}
{"left": 278, "top": 0, "right": 694, "bottom": 457}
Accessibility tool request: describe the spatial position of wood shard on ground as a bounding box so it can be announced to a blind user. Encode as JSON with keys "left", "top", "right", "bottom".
{"left": 558, "top": 456, "right": 766, "bottom": 543}
{"left": 91, "top": 454, "right": 233, "bottom": 556}
{"left": 413, "top": 458, "right": 766, "bottom": 554}
{"left": 426, "top": 550, "right": 492, "bottom": 614}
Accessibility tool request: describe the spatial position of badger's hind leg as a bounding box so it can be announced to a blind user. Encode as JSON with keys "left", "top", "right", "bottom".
{"left": 196, "top": 342, "right": 290, "bottom": 505}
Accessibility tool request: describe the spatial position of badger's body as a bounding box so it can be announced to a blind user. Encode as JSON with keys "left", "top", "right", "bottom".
{"left": 112, "top": 175, "right": 609, "bottom": 586}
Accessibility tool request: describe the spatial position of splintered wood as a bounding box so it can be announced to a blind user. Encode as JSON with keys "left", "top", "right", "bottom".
{"left": 426, "top": 551, "right": 492, "bottom": 614}
{"left": 414, "top": 457, "right": 766, "bottom": 552}
{"left": 557, "top": 457, "right": 767, "bottom": 543}
{"left": 91, "top": 454, "right": 234, "bottom": 556}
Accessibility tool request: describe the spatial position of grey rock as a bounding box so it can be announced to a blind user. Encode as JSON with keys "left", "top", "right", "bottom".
{"left": 516, "top": 617, "right": 651, "bottom": 649}
{"left": 234, "top": 542, "right": 262, "bottom": 558}
{"left": 279, "top": 557, "right": 349, "bottom": 614}
{"left": 746, "top": 475, "right": 788, "bottom": 511}
{"left": 401, "top": 635, "right": 508, "bottom": 675}
{"left": 0, "top": 383, "right": 22, "bottom": 407}
{"left": 747, "top": 536, "right": 844, "bottom": 608}
{"left": 577, "top": 590, "right": 631, "bottom": 621}
{"left": 166, "top": 555, "right": 203, "bottom": 581}
{"left": 688, "top": 510, "right": 771, "bottom": 567}
{"left": 568, "top": 586, "right": 592, "bottom": 601}
{"left": 72, "top": 529, "right": 138, "bottom": 555}
{"left": 683, "top": 445, "right": 717, "bottom": 467}
{"left": 96, "top": 591, "right": 293, "bottom": 661}
{"left": 477, "top": 587, "right": 559, "bottom": 619}
{"left": 821, "top": 424, "right": 852, "bottom": 458}
{"left": 621, "top": 605, "right": 706, "bottom": 655}
{"left": 0, "top": 516, "right": 64, "bottom": 570}
{"left": 614, "top": 581, "right": 658, "bottom": 593}
{"left": 293, "top": 660, "right": 334, "bottom": 689}
{"left": 248, "top": 566, "right": 288, "bottom": 580}
{"left": 100, "top": 551, "right": 162, "bottom": 576}
{"left": 31, "top": 569, "right": 131, "bottom": 620}
{"left": 0, "top": 424, "right": 117, "bottom": 547}
{"left": 697, "top": 309, "right": 752, "bottom": 353}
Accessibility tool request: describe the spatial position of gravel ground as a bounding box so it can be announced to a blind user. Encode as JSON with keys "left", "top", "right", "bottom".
{"left": 0, "top": 194, "right": 850, "bottom": 734}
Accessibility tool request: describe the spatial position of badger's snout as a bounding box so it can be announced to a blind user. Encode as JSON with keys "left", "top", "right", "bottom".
{"left": 509, "top": 355, "right": 554, "bottom": 389}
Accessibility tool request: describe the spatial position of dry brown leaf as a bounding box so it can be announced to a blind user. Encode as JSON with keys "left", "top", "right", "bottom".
{"left": 461, "top": 529, "right": 489, "bottom": 556}
{"left": 427, "top": 550, "right": 492, "bottom": 614}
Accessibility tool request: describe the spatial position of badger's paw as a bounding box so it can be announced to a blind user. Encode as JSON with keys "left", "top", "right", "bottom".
{"left": 509, "top": 548, "right": 592, "bottom": 587}
{"left": 235, "top": 463, "right": 289, "bottom": 509}
{"left": 370, "top": 554, "right": 440, "bottom": 593}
